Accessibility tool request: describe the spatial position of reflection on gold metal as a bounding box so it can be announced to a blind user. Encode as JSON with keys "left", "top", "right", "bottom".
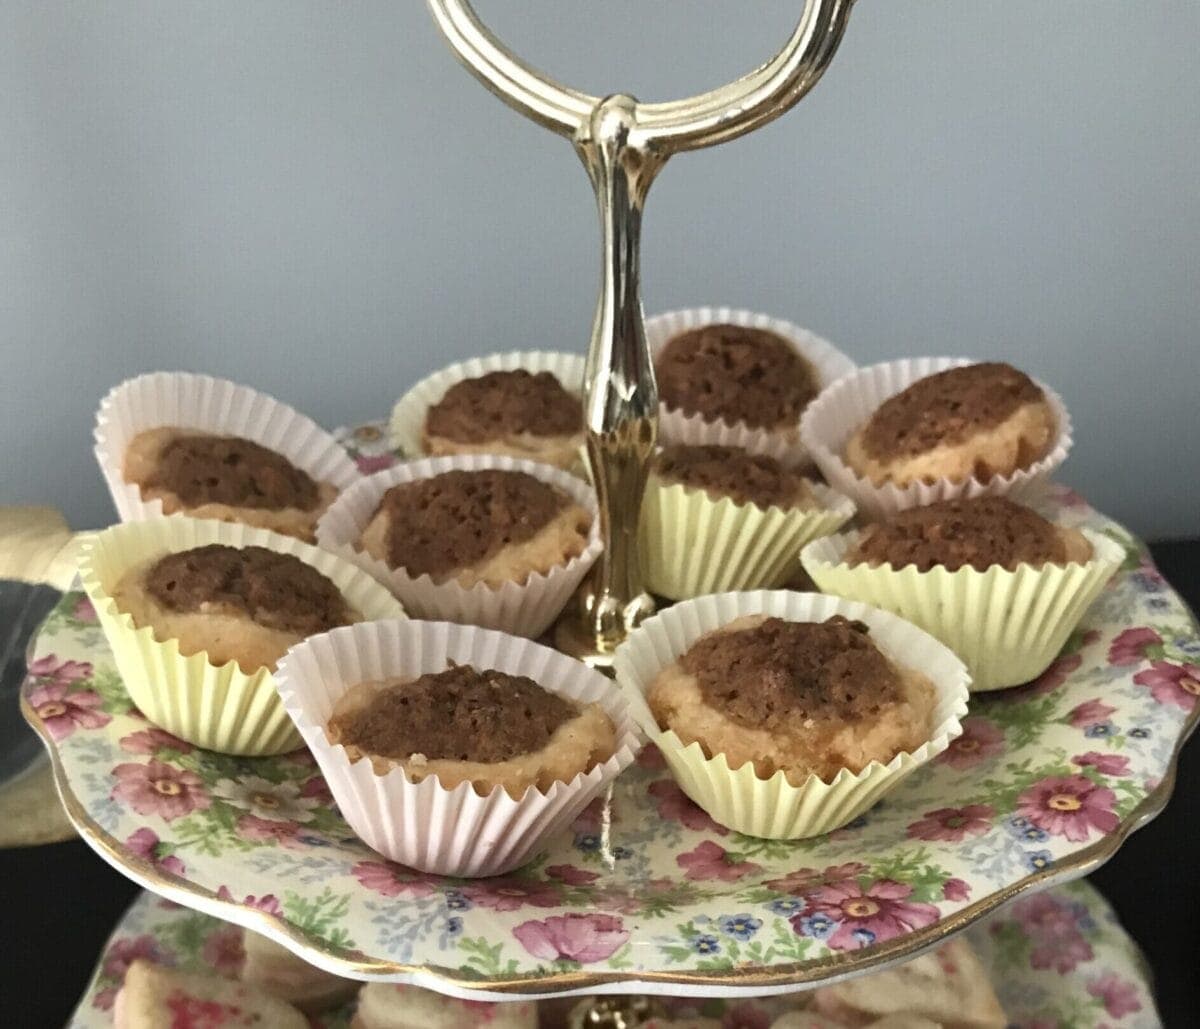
{"left": 21, "top": 678, "right": 1199, "bottom": 995}
{"left": 570, "top": 995, "right": 665, "bottom": 1028}
{"left": 426, "top": 0, "right": 857, "bottom": 663}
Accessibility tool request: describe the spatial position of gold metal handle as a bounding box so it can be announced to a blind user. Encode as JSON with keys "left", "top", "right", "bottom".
{"left": 426, "top": 0, "right": 856, "bottom": 663}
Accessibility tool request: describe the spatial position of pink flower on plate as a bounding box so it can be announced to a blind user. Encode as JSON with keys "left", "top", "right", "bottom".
{"left": 572, "top": 796, "right": 607, "bottom": 834}
{"left": 91, "top": 987, "right": 119, "bottom": 1011}
{"left": 462, "top": 877, "right": 562, "bottom": 912}
{"left": 1020, "top": 653, "right": 1083, "bottom": 696}
{"left": 72, "top": 595, "right": 98, "bottom": 622}
{"left": 236, "top": 814, "right": 306, "bottom": 849}
{"left": 798, "top": 879, "right": 940, "bottom": 951}
{"left": 676, "top": 841, "right": 762, "bottom": 883}
{"left": 119, "top": 727, "right": 193, "bottom": 755}
{"left": 764, "top": 863, "right": 869, "bottom": 897}
{"left": 1069, "top": 698, "right": 1118, "bottom": 729}
{"left": 125, "top": 828, "right": 186, "bottom": 877}
{"left": 352, "top": 859, "right": 438, "bottom": 899}
{"left": 27, "top": 681, "right": 109, "bottom": 741}
{"left": 102, "top": 934, "right": 166, "bottom": 979}
{"left": 513, "top": 913, "right": 629, "bottom": 964}
{"left": 216, "top": 886, "right": 282, "bottom": 916}
{"left": 27, "top": 654, "right": 93, "bottom": 685}
{"left": 648, "top": 779, "right": 727, "bottom": 835}
{"left": 299, "top": 774, "right": 333, "bottom": 805}
{"left": 1017, "top": 775, "right": 1118, "bottom": 842}
{"left": 906, "top": 804, "right": 994, "bottom": 843}
{"left": 1087, "top": 974, "right": 1143, "bottom": 1018}
{"left": 936, "top": 717, "right": 1005, "bottom": 770}
{"left": 942, "top": 878, "right": 971, "bottom": 902}
{"left": 202, "top": 924, "right": 245, "bottom": 976}
{"left": 111, "top": 761, "right": 210, "bottom": 821}
{"left": 1012, "top": 893, "right": 1093, "bottom": 973}
{"left": 637, "top": 744, "right": 667, "bottom": 770}
{"left": 1108, "top": 627, "right": 1162, "bottom": 666}
{"left": 546, "top": 864, "right": 600, "bottom": 887}
{"left": 1133, "top": 661, "right": 1200, "bottom": 712}
{"left": 1073, "top": 752, "right": 1131, "bottom": 777}
{"left": 355, "top": 452, "right": 397, "bottom": 475}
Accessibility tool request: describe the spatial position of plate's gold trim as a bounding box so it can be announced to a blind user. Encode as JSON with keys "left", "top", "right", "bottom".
{"left": 22, "top": 551, "right": 1200, "bottom": 996}
{"left": 22, "top": 681, "right": 1200, "bottom": 995}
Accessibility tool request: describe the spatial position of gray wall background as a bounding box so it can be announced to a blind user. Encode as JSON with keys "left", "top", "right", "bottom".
{"left": 1, "top": 2, "right": 1197, "bottom": 538}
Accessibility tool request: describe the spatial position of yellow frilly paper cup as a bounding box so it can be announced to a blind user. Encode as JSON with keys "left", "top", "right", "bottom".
{"left": 644, "top": 307, "right": 857, "bottom": 468}
{"left": 78, "top": 516, "right": 405, "bottom": 756}
{"left": 613, "top": 591, "right": 970, "bottom": 839}
{"left": 389, "top": 350, "right": 586, "bottom": 464}
{"left": 273, "top": 619, "right": 641, "bottom": 877}
{"left": 640, "top": 476, "right": 855, "bottom": 600}
{"left": 315, "top": 453, "right": 602, "bottom": 638}
{"left": 801, "top": 529, "right": 1124, "bottom": 692}
{"left": 94, "top": 371, "right": 361, "bottom": 525}
{"left": 798, "top": 357, "right": 1073, "bottom": 519}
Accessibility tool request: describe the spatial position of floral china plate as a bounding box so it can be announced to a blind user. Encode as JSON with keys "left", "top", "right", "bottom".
{"left": 23, "top": 422, "right": 1200, "bottom": 999}
{"left": 70, "top": 880, "right": 1162, "bottom": 1027}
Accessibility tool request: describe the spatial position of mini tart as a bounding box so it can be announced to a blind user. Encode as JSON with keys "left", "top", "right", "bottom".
{"left": 112, "top": 543, "right": 360, "bottom": 675}
{"left": 315, "top": 454, "right": 603, "bottom": 638}
{"left": 802, "top": 498, "right": 1124, "bottom": 691}
{"left": 799, "top": 357, "right": 1073, "bottom": 519}
{"left": 353, "top": 983, "right": 537, "bottom": 1029}
{"left": 640, "top": 444, "right": 855, "bottom": 599}
{"left": 614, "top": 591, "right": 969, "bottom": 840}
{"left": 844, "top": 362, "right": 1056, "bottom": 487}
{"left": 644, "top": 308, "right": 856, "bottom": 466}
{"left": 421, "top": 368, "right": 584, "bottom": 470}
{"left": 274, "top": 619, "right": 640, "bottom": 877}
{"left": 357, "top": 468, "right": 591, "bottom": 589}
{"left": 648, "top": 614, "right": 937, "bottom": 785}
{"left": 79, "top": 516, "right": 404, "bottom": 756}
{"left": 95, "top": 371, "right": 360, "bottom": 534}
{"left": 325, "top": 665, "right": 616, "bottom": 799}
{"left": 389, "top": 350, "right": 586, "bottom": 465}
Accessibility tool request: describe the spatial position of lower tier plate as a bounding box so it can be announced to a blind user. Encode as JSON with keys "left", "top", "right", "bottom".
{"left": 68, "top": 880, "right": 1162, "bottom": 1027}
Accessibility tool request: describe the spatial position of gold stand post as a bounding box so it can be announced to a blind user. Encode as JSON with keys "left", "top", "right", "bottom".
{"left": 425, "top": 1, "right": 855, "bottom": 666}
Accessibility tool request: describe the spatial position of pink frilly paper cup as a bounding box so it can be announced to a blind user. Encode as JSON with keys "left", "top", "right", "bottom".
{"left": 612, "top": 590, "right": 970, "bottom": 839}
{"left": 273, "top": 619, "right": 641, "bottom": 877}
{"left": 798, "top": 357, "right": 1073, "bottom": 520}
{"left": 643, "top": 306, "right": 857, "bottom": 468}
{"left": 94, "top": 370, "right": 361, "bottom": 524}
{"left": 314, "top": 453, "right": 602, "bottom": 638}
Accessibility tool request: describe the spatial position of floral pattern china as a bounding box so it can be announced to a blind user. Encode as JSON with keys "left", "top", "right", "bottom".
{"left": 70, "top": 880, "right": 1161, "bottom": 1027}
{"left": 22, "top": 422, "right": 1200, "bottom": 994}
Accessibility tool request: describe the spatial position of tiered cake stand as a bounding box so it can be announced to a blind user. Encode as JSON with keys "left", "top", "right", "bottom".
{"left": 20, "top": 0, "right": 1200, "bottom": 1016}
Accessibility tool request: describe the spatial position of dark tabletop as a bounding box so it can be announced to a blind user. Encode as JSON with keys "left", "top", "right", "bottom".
{"left": 3, "top": 542, "right": 1197, "bottom": 1028}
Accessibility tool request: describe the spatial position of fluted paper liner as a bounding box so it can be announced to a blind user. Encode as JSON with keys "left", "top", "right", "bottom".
{"left": 316, "top": 454, "right": 602, "bottom": 638}
{"left": 644, "top": 307, "right": 857, "bottom": 468}
{"left": 640, "top": 477, "right": 855, "bottom": 600}
{"left": 613, "top": 591, "right": 970, "bottom": 839}
{"left": 94, "top": 371, "right": 361, "bottom": 525}
{"left": 798, "top": 357, "right": 1074, "bottom": 519}
{"left": 802, "top": 529, "right": 1124, "bottom": 692}
{"left": 78, "top": 517, "right": 405, "bottom": 756}
{"left": 389, "top": 350, "right": 587, "bottom": 461}
{"left": 274, "top": 619, "right": 641, "bottom": 877}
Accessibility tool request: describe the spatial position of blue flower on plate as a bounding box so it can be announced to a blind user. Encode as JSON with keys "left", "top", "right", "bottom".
{"left": 445, "top": 916, "right": 463, "bottom": 939}
{"left": 851, "top": 928, "right": 876, "bottom": 947}
{"left": 612, "top": 846, "right": 634, "bottom": 861}
{"left": 1024, "top": 849, "right": 1053, "bottom": 872}
{"left": 1130, "top": 727, "right": 1151, "bottom": 739}
{"left": 795, "top": 913, "right": 836, "bottom": 940}
{"left": 444, "top": 890, "right": 472, "bottom": 912}
{"left": 1085, "top": 722, "right": 1117, "bottom": 739}
{"left": 691, "top": 934, "right": 721, "bottom": 955}
{"left": 767, "top": 898, "right": 804, "bottom": 917}
{"left": 295, "top": 834, "right": 331, "bottom": 848}
{"left": 1005, "top": 816, "right": 1049, "bottom": 843}
{"left": 575, "top": 833, "right": 601, "bottom": 852}
{"left": 717, "top": 914, "right": 762, "bottom": 941}
{"left": 1148, "top": 598, "right": 1170, "bottom": 611}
